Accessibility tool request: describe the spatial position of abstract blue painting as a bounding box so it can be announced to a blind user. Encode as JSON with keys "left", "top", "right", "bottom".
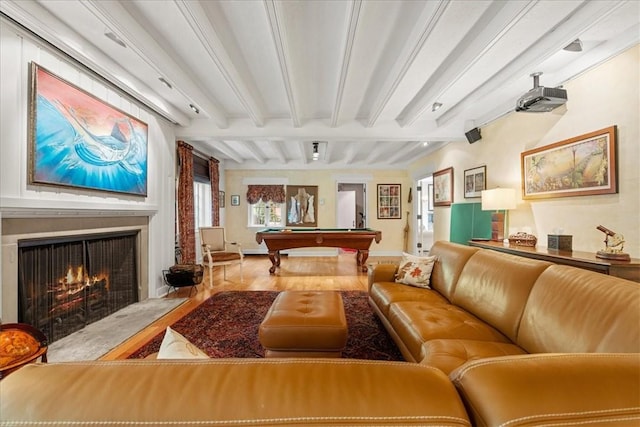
{"left": 29, "top": 63, "right": 148, "bottom": 196}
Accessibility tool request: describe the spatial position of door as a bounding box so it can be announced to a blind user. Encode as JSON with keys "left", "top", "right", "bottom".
{"left": 337, "top": 190, "right": 356, "bottom": 228}
{"left": 336, "top": 183, "right": 366, "bottom": 228}
{"left": 415, "top": 176, "right": 434, "bottom": 255}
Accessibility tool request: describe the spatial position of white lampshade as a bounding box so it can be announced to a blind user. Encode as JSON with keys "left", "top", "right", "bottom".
{"left": 481, "top": 188, "right": 516, "bottom": 211}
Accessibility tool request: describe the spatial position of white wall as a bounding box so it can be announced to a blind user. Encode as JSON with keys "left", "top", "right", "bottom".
{"left": 409, "top": 45, "right": 640, "bottom": 258}
{"left": 0, "top": 21, "right": 176, "bottom": 307}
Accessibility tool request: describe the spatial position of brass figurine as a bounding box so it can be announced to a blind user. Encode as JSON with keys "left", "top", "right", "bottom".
{"left": 596, "top": 225, "right": 630, "bottom": 261}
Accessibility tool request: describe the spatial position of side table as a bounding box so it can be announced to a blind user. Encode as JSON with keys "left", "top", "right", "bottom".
{"left": 0, "top": 323, "right": 48, "bottom": 379}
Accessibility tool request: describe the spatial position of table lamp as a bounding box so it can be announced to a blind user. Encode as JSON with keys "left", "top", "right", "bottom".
{"left": 481, "top": 188, "right": 516, "bottom": 242}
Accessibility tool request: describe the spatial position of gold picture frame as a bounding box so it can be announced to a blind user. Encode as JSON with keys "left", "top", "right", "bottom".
{"left": 521, "top": 126, "right": 617, "bottom": 200}
{"left": 433, "top": 167, "right": 454, "bottom": 206}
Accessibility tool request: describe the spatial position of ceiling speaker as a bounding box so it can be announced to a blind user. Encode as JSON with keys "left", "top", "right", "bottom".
{"left": 465, "top": 127, "right": 481, "bottom": 144}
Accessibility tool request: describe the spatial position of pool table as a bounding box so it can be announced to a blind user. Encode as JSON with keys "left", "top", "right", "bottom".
{"left": 255, "top": 228, "right": 382, "bottom": 274}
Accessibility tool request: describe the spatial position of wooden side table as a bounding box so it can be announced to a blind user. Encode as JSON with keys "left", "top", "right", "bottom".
{"left": 0, "top": 323, "right": 48, "bottom": 379}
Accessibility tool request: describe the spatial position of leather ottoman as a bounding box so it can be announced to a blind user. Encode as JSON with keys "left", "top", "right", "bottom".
{"left": 259, "top": 291, "right": 348, "bottom": 357}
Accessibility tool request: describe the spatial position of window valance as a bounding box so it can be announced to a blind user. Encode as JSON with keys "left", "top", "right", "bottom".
{"left": 246, "top": 185, "right": 286, "bottom": 204}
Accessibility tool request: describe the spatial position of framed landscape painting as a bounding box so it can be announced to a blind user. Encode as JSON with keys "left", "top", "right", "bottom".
{"left": 28, "top": 62, "right": 148, "bottom": 196}
{"left": 521, "top": 126, "right": 617, "bottom": 200}
{"left": 433, "top": 167, "right": 454, "bottom": 206}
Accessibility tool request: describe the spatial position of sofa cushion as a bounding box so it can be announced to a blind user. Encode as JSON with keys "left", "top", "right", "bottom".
{"left": 388, "top": 302, "right": 510, "bottom": 362}
{"left": 395, "top": 255, "right": 437, "bottom": 288}
{"left": 518, "top": 265, "right": 640, "bottom": 353}
{"left": 420, "top": 339, "right": 526, "bottom": 374}
{"left": 451, "top": 353, "right": 640, "bottom": 427}
{"left": 1, "top": 360, "right": 472, "bottom": 426}
{"left": 428, "top": 241, "right": 479, "bottom": 301}
{"left": 370, "top": 282, "right": 448, "bottom": 317}
{"left": 451, "top": 250, "right": 550, "bottom": 343}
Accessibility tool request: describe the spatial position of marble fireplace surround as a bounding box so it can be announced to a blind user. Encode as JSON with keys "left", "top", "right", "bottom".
{"left": 1, "top": 216, "right": 149, "bottom": 323}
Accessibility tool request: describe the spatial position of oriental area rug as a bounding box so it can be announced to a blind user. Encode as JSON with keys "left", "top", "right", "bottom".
{"left": 128, "top": 291, "right": 403, "bottom": 361}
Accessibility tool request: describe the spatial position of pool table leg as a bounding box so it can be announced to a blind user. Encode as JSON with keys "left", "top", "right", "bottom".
{"left": 268, "top": 250, "right": 281, "bottom": 274}
{"left": 357, "top": 250, "right": 369, "bottom": 272}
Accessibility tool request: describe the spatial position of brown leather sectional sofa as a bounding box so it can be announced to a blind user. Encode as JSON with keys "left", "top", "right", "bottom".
{"left": 369, "top": 240, "right": 640, "bottom": 425}
{"left": 1, "top": 240, "right": 638, "bottom": 426}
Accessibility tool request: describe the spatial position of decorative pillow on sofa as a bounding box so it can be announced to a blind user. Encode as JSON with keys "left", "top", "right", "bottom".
{"left": 395, "top": 253, "right": 437, "bottom": 288}
{"left": 157, "top": 327, "right": 209, "bottom": 359}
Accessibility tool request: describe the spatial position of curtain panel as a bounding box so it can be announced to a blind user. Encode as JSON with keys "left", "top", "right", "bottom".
{"left": 246, "top": 185, "right": 286, "bottom": 204}
{"left": 177, "top": 141, "right": 195, "bottom": 264}
{"left": 209, "top": 157, "right": 220, "bottom": 226}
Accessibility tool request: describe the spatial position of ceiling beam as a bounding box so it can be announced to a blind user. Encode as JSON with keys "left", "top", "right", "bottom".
{"left": 175, "top": 0, "right": 265, "bottom": 127}
{"left": 330, "top": 0, "right": 362, "bottom": 128}
{"left": 295, "top": 141, "right": 308, "bottom": 165}
{"left": 243, "top": 141, "right": 267, "bottom": 164}
{"left": 1, "top": 0, "right": 192, "bottom": 125}
{"left": 397, "top": 0, "right": 536, "bottom": 127}
{"left": 436, "top": 0, "right": 623, "bottom": 127}
{"left": 385, "top": 141, "right": 424, "bottom": 164}
{"left": 268, "top": 140, "right": 287, "bottom": 163}
{"left": 82, "top": 0, "right": 228, "bottom": 128}
{"left": 264, "top": 0, "right": 301, "bottom": 127}
{"left": 210, "top": 141, "right": 244, "bottom": 164}
{"left": 365, "top": 0, "right": 450, "bottom": 128}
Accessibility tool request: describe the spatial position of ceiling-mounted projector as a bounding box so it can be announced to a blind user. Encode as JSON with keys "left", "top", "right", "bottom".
{"left": 516, "top": 72, "right": 567, "bottom": 113}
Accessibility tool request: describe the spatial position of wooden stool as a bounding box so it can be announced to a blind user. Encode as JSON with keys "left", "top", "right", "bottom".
{"left": 259, "top": 291, "right": 348, "bottom": 358}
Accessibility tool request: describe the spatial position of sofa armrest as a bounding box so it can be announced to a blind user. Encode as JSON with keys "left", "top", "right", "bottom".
{"left": 367, "top": 263, "right": 398, "bottom": 290}
{"left": 450, "top": 353, "right": 640, "bottom": 427}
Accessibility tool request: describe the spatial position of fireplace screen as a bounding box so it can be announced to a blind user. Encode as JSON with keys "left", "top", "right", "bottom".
{"left": 18, "top": 231, "right": 139, "bottom": 343}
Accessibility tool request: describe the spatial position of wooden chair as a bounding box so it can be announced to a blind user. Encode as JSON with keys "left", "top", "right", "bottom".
{"left": 199, "top": 227, "right": 243, "bottom": 288}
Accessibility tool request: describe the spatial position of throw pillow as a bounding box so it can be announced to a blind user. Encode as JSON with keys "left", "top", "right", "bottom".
{"left": 395, "top": 255, "right": 437, "bottom": 288}
{"left": 157, "top": 326, "right": 209, "bottom": 359}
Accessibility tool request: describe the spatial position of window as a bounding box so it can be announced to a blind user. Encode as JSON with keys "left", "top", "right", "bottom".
{"left": 248, "top": 200, "right": 285, "bottom": 227}
{"left": 194, "top": 181, "right": 212, "bottom": 229}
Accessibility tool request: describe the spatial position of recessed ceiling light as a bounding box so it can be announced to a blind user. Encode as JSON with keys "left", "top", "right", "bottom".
{"left": 158, "top": 77, "right": 172, "bottom": 89}
{"left": 423, "top": 141, "right": 430, "bottom": 147}
{"left": 432, "top": 102, "right": 443, "bottom": 112}
{"left": 189, "top": 104, "right": 199, "bottom": 114}
{"left": 104, "top": 29, "right": 126, "bottom": 48}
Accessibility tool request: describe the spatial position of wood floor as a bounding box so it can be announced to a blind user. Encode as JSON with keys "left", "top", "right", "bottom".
{"left": 100, "top": 253, "right": 399, "bottom": 360}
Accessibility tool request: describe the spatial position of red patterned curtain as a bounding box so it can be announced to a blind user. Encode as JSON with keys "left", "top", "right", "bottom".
{"left": 246, "top": 185, "right": 286, "bottom": 204}
{"left": 177, "top": 141, "right": 195, "bottom": 264}
{"left": 209, "top": 157, "right": 220, "bottom": 226}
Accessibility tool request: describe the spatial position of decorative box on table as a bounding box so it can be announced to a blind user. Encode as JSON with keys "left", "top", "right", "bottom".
{"left": 508, "top": 232, "right": 537, "bottom": 247}
{"left": 548, "top": 235, "right": 572, "bottom": 252}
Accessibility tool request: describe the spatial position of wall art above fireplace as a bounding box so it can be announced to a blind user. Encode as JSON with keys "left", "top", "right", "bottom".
{"left": 28, "top": 62, "right": 149, "bottom": 196}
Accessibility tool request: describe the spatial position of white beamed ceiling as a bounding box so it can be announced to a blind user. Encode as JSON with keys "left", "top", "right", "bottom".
{"left": 2, "top": 0, "right": 638, "bottom": 169}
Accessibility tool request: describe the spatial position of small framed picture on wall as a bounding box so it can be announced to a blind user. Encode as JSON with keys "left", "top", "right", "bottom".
{"left": 230, "top": 195, "right": 240, "bottom": 206}
{"left": 377, "top": 184, "right": 401, "bottom": 219}
{"left": 464, "top": 166, "right": 486, "bottom": 198}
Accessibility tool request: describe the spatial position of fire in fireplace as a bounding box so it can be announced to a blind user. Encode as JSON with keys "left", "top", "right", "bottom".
{"left": 18, "top": 231, "right": 139, "bottom": 343}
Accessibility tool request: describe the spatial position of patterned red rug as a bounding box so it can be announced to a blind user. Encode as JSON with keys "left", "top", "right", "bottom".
{"left": 128, "top": 291, "right": 403, "bottom": 361}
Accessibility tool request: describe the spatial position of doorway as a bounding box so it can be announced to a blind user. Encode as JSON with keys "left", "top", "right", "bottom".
{"left": 415, "top": 176, "right": 434, "bottom": 255}
{"left": 336, "top": 183, "right": 366, "bottom": 229}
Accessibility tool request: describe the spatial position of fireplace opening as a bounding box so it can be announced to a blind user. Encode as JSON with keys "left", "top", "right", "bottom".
{"left": 18, "top": 231, "right": 139, "bottom": 343}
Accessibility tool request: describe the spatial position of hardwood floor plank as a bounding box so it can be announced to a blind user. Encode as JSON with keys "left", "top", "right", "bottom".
{"left": 99, "top": 254, "right": 399, "bottom": 360}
